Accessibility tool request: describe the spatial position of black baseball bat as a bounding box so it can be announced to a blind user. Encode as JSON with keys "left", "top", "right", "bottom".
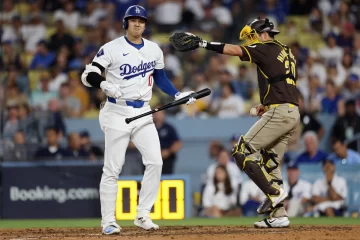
{"left": 125, "top": 88, "right": 211, "bottom": 124}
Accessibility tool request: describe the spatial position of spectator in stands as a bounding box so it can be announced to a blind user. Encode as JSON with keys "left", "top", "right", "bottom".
{"left": 210, "top": 83, "right": 245, "bottom": 118}
{"left": 68, "top": 71, "right": 90, "bottom": 114}
{"left": 80, "top": 130, "right": 104, "bottom": 161}
{"left": 295, "top": 131, "right": 328, "bottom": 165}
{"left": 80, "top": 0, "right": 107, "bottom": 27}
{"left": 1, "top": 15, "right": 22, "bottom": 47}
{"left": 205, "top": 149, "right": 241, "bottom": 190}
{"left": 18, "top": 103, "right": 41, "bottom": 144}
{"left": 4, "top": 130, "right": 32, "bottom": 162}
{"left": 298, "top": 91, "right": 324, "bottom": 138}
{"left": 202, "top": 165, "right": 241, "bottom": 217}
{"left": 328, "top": 138, "right": 360, "bottom": 165}
{"left": 331, "top": 99, "right": 360, "bottom": 151}
{"left": 66, "top": 132, "right": 90, "bottom": 159}
{"left": 353, "top": 35, "right": 360, "bottom": 67}
{"left": 327, "top": 62, "right": 346, "bottom": 88}
{"left": 20, "top": 13, "right": 46, "bottom": 53}
{"left": 321, "top": 80, "right": 344, "bottom": 115}
{"left": 48, "top": 66, "right": 68, "bottom": 92}
{"left": 208, "top": 140, "right": 224, "bottom": 159}
{"left": 3, "top": 103, "right": 19, "bottom": 140}
{"left": 34, "top": 127, "right": 68, "bottom": 160}
{"left": 29, "top": 40, "right": 56, "bottom": 70}
{"left": 48, "top": 19, "right": 75, "bottom": 53}
{"left": 237, "top": 64, "right": 255, "bottom": 100}
{"left": 284, "top": 163, "right": 312, "bottom": 217}
{"left": 0, "top": 0, "right": 18, "bottom": 25}
{"left": 312, "top": 159, "right": 348, "bottom": 217}
{"left": 38, "top": 99, "right": 66, "bottom": 138}
{"left": 258, "top": 0, "right": 286, "bottom": 24}
{"left": 319, "top": 34, "right": 344, "bottom": 65}
{"left": 154, "top": 0, "right": 183, "bottom": 33}
{"left": 59, "top": 82, "right": 81, "bottom": 118}
{"left": 6, "top": 82, "right": 28, "bottom": 107}
{"left": 31, "top": 71, "right": 58, "bottom": 111}
{"left": 1, "top": 40, "right": 23, "bottom": 71}
{"left": 53, "top": 0, "right": 80, "bottom": 31}
{"left": 240, "top": 179, "right": 266, "bottom": 216}
{"left": 153, "top": 109, "right": 182, "bottom": 174}
{"left": 342, "top": 74, "right": 360, "bottom": 100}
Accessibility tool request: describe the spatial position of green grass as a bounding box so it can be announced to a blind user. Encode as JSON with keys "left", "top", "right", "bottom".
{"left": 0, "top": 217, "right": 359, "bottom": 229}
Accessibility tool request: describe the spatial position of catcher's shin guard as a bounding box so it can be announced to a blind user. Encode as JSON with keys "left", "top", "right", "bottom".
{"left": 231, "top": 136, "right": 280, "bottom": 197}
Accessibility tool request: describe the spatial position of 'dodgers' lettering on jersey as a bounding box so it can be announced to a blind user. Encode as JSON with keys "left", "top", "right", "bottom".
{"left": 120, "top": 60, "right": 156, "bottom": 80}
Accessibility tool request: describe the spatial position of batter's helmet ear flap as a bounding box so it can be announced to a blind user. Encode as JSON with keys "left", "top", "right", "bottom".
{"left": 123, "top": 19, "right": 128, "bottom": 29}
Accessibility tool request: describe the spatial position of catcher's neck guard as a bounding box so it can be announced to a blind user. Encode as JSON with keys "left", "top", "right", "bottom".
{"left": 239, "top": 25, "right": 260, "bottom": 46}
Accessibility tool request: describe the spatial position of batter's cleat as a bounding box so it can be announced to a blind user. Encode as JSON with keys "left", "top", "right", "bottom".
{"left": 254, "top": 217, "right": 290, "bottom": 228}
{"left": 102, "top": 222, "right": 121, "bottom": 235}
{"left": 257, "top": 198, "right": 273, "bottom": 214}
{"left": 134, "top": 216, "right": 159, "bottom": 230}
{"left": 269, "top": 187, "right": 288, "bottom": 208}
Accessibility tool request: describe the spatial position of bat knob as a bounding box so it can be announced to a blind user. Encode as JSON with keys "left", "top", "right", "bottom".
{"left": 125, "top": 118, "right": 131, "bottom": 124}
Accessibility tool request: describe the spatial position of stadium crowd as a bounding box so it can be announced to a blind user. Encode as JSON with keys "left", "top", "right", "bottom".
{"left": 1, "top": 0, "right": 360, "bottom": 217}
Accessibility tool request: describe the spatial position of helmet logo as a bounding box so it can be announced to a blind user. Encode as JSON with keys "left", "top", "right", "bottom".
{"left": 135, "top": 7, "right": 140, "bottom": 13}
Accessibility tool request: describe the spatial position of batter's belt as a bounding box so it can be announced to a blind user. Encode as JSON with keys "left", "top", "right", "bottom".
{"left": 107, "top": 97, "right": 149, "bottom": 108}
{"left": 264, "top": 103, "right": 296, "bottom": 112}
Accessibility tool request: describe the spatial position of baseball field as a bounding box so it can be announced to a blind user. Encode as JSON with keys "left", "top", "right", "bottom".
{"left": 0, "top": 217, "right": 359, "bottom": 240}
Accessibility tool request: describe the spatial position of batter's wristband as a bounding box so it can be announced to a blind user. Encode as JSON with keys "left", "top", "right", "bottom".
{"left": 205, "top": 42, "right": 225, "bottom": 54}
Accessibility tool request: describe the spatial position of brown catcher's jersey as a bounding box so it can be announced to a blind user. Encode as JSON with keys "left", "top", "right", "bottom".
{"left": 240, "top": 40, "right": 299, "bottom": 106}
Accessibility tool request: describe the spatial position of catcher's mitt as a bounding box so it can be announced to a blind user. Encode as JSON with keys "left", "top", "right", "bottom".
{"left": 169, "top": 32, "right": 202, "bottom": 52}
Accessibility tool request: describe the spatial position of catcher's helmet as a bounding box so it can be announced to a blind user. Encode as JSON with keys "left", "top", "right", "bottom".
{"left": 239, "top": 17, "right": 279, "bottom": 45}
{"left": 249, "top": 18, "right": 280, "bottom": 35}
{"left": 123, "top": 5, "right": 147, "bottom": 29}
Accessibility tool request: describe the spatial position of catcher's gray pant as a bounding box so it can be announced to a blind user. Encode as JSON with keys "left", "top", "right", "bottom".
{"left": 99, "top": 102, "right": 163, "bottom": 227}
{"left": 244, "top": 103, "right": 300, "bottom": 217}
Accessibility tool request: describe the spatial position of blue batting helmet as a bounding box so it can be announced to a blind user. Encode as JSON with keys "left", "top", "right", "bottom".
{"left": 122, "top": 5, "right": 148, "bottom": 29}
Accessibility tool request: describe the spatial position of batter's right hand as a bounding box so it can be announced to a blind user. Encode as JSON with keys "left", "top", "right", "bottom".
{"left": 100, "top": 81, "right": 122, "bottom": 99}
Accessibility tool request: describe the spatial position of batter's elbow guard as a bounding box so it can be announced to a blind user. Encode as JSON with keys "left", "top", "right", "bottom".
{"left": 81, "top": 71, "right": 92, "bottom": 87}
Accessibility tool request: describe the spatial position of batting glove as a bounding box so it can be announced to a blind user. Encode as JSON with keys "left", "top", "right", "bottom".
{"left": 175, "top": 91, "right": 196, "bottom": 105}
{"left": 100, "top": 81, "right": 122, "bottom": 99}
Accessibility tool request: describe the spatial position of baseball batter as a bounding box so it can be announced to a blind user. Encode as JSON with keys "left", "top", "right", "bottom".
{"left": 170, "top": 18, "right": 300, "bottom": 228}
{"left": 81, "top": 5, "right": 196, "bottom": 235}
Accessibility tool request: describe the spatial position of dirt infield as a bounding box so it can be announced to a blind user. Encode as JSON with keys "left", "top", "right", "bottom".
{"left": 1, "top": 225, "right": 359, "bottom": 240}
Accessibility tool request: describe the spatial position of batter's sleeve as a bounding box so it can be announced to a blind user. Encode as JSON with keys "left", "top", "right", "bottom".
{"left": 240, "top": 44, "right": 268, "bottom": 64}
{"left": 92, "top": 45, "right": 112, "bottom": 69}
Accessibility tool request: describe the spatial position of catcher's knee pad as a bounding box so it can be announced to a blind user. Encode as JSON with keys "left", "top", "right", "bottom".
{"left": 231, "top": 135, "right": 253, "bottom": 170}
{"left": 260, "top": 149, "right": 279, "bottom": 173}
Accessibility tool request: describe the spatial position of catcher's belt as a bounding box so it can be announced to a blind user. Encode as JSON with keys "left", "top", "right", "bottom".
{"left": 264, "top": 103, "right": 295, "bottom": 112}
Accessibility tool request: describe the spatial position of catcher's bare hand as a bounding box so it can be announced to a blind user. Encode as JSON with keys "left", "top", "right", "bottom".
{"left": 256, "top": 104, "right": 265, "bottom": 116}
{"left": 169, "top": 32, "right": 202, "bottom": 52}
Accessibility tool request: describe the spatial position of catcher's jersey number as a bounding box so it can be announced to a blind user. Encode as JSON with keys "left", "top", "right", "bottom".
{"left": 115, "top": 180, "right": 185, "bottom": 220}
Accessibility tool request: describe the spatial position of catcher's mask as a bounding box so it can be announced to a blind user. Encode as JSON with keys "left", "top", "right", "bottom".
{"left": 239, "top": 17, "right": 280, "bottom": 45}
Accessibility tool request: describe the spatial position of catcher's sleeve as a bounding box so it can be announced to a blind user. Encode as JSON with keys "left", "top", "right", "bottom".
{"left": 240, "top": 44, "right": 267, "bottom": 64}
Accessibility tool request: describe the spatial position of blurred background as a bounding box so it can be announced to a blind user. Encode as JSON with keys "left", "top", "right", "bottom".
{"left": 0, "top": 0, "right": 360, "bottom": 220}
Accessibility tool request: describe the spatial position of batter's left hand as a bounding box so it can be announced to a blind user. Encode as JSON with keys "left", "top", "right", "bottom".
{"left": 175, "top": 91, "right": 196, "bottom": 105}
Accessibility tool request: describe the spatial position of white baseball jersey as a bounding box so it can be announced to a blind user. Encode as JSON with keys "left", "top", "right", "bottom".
{"left": 92, "top": 36, "right": 164, "bottom": 101}
{"left": 284, "top": 179, "right": 312, "bottom": 201}
{"left": 311, "top": 174, "right": 348, "bottom": 199}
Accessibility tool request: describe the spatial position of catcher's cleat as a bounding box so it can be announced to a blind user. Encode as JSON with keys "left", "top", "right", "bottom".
{"left": 102, "top": 222, "right": 121, "bottom": 235}
{"left": 254, "top": 217, "right": 290, "bottom": 228}
{"left": 134, "top": 216, "right": 159, "bottom": 230}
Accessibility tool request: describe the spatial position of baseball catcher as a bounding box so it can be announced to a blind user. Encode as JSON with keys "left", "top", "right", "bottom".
{"left": 171, "top": 18, "right": 299, "bottom": 228}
